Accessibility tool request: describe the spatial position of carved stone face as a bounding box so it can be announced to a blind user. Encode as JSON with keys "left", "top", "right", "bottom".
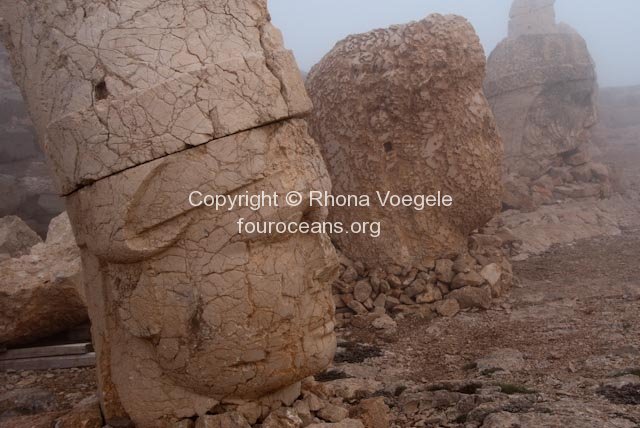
{"left": 485, "top": 31, "right": 598, "bottom": 180}
{"left": 520, "top": 79, "right": 597, "bottom": 176}
{"left": 67, "top": 120, "right": 338, "bottom": 422}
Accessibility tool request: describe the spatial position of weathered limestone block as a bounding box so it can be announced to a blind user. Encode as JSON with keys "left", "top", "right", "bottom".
{"left": 486, "top": 0, "right": 608, "bottom": 209}
{"left": 2, "top": 1, "right": 338, "bottom": 426}
{"left": 0, "top": 215, "right": 42, "bottom": 257}
{"left": 0, "top": 212, "right": 86, "bottom": 346}
{"left": 306, "top": 14, "right": 503, "bottom": 267}
{"left": 1, "top": 0, "right": 311, "bottom": 194}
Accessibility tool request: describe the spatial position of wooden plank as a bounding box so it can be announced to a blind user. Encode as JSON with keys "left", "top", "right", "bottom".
{"left": 0, "top": 343, "right": 92, "bottom": 361}
{"left": 0, "top": 352, "right": 96, "bottom": 371}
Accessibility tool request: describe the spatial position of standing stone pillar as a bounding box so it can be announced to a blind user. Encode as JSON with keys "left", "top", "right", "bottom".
{"left": 0, "top": 1, "right": 338, "bottom": 426}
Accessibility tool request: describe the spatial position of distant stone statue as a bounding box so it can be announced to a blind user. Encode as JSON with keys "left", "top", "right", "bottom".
{"left": 306, "top": 14, "right": 504, "bottom": 268}
{"left": 0, "top": 1, "right": 338, "bottom": 426}
{"left": 508, "top": 0, "right": 557, "bottom": 37}
{"left": 485, "top": 0, "right": 611, "bottom": 211}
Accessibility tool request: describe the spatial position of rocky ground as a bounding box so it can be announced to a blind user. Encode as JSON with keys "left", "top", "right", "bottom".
{"left": 2, "top": 229, "right": 639, "bottom": 427}
{"left": 326, "top": 229, "right": 640, "bottom": 427}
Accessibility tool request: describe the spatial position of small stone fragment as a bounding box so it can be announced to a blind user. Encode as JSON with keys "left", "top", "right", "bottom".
{"left": 371, "top": 315, "right": 397, "bottom": 331}
{"left": 350, "top": 397, "right": 390, "bottom": 428}
{"left": 415, "top": 284, "right": 443, "bottom": 304}
{"left": 195, "top": 412, "right": 251, "bottom": 428}
{"left": 435, "top": 299, "right": 461, "bottom": 318}
{"left": 262, "top": 407, "right": 303, "bottom": 428}
{"left": 448, "top": 286, "right": 492, "bottom": 310}
{"left": 480, "top": 263, "right": 502, "bottom": 286}
{"left": 353, "top": 280, "right": 373, "bottom": 303}
{"left": 435, "top": 259, "right": 455, "bottom": 283}
{"left": 307, "top": 419, "right": 365, "bottom": 428}
{"left": 451, "top": 271, "right": 486, "bottom": 290}
{"left": 317, "top": 404, "right": 349, "bottom": 423}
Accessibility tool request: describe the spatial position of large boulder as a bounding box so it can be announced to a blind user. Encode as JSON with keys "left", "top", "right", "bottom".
{"left": 0, "top": 215, "right": 42, "bottom": 257}
{"left": 306, "top": 14, "right": 503, "bottom": 267}
{"left": 0, "top": 212, "right": 86, "bottom": 347}
{"left": 485, "top": 0, "right": 610, "bottom": 210}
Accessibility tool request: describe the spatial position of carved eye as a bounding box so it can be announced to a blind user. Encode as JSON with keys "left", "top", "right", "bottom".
{"left": 384, "top": 142, "right": 393, "bottom": 153}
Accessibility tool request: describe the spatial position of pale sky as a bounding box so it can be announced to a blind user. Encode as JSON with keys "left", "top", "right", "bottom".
{"left": 270, "top": 0, "right": 640, "bottom": 88}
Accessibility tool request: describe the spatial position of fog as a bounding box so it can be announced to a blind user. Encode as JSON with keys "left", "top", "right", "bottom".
{"left": 270, "top": 0, "right": 640, "bottom": 88}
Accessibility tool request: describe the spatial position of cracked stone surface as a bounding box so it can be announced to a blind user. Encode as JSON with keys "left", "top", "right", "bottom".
{"left": 306, "top": 14, "right": 503, "bottom": 268}
{"left": 1, "top": 0, "right": 311, "bottom": 194}
{"left": 1, "top": 1, "right": 339, "bottom": 426}
{"left": 65, "top": 120, "right": 338, "bottom": 426}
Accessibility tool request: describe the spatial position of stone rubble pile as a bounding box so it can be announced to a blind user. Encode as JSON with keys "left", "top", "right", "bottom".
{"left": 129, "top": 377, "right": 383, "bottom": 428}
{"left": 502, "top": 152, "right": 612, "bottom": 212}
{"left": 332, "top": 232, "right": 514, "bottom": 329}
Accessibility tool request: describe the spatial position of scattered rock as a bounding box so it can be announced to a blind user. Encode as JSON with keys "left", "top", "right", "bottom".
{"left": 306, "top": 419, "right": 364, "bottom": 428}
{"left": 353, "top": 281, "right": 373, "bottom": 303}
{"left": 0, "top": 412, "right": 63, "bottom": 428}
{"left": 0, "top": 388, "right": 56, "bottom": 418}
{"left": 451, "top": 271, "right": 486, "bottom": 289}
{"left": 54, "top": 396, "right": 103, "bottom": 428}
{"left": 435, "top": 260, "right": 455, "bottom": 284}
{"left": 480, "top": 264, "right": 502, "bottom": 286}
{"left": 371, "top": 315, "right": 397, "bottom": 331}
{"left": 317, "top": 404, "right": 348, "bottom": 423}
{"left": 448, "top": 287, "right": 492, "bottom": 310}
{"left": 415, "top": 284, "right": 443, "bottom": 304}
{"left": 434, "top": 299, "right": 461, "bottom": 318}
{"left": 0, "top": 212, "right": 86, "bottom": 346}
{"left": 350, "top": 397, "right": 390, "bottom": 428}
{"left": 475, "top": 349, "right": 526, "bottom": 373}
{"left": 323, "top": 379, "right": 383, "bottom": 401}
{"left": 0, "top": 216, "right": 42, "bottom": 257}
{"left": 195, "top": 412, "right": 251, "bottom": 428}
{"left": 262, "top": 407, "right": 303, "bottom": 428}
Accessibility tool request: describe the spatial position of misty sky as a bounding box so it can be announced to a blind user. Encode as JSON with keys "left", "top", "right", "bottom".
{"left": 270, "top": 0, "right": 640, "bottom": 88}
